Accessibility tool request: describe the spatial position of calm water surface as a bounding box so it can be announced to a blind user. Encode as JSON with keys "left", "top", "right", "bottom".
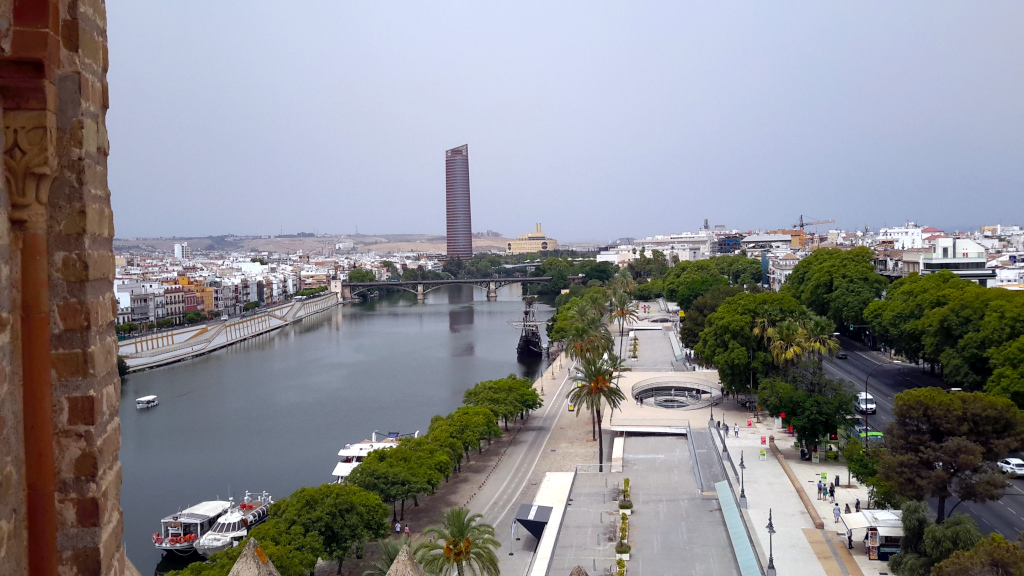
{"left": 119, "top": 285, "right": 552, "bottom": 572}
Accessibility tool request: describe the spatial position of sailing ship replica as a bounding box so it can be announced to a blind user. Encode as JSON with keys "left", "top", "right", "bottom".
{"left": 511, "top": 298, "right": 544, "bottom": 359}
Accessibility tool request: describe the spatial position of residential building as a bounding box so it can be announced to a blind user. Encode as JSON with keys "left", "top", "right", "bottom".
{"left": 920, "top": 238, "right": 996, "bottom": 286}
{"left": 506, "top": 224, "right": 558, "bottom": 255}
{"left": 768, "top": 253, "right": 801, "bottom": 291}
{"left": 174, "top": 242, "right": 192, "bottom": 260}
{"left": 445, "top": 144, "right": 473, "bottom": 260}
{"left": 740, "top": 234, "right": 792, "bottom": 255}
{"left": 714, "top": 234, "right": 744, "bottom": 255}
{"left": 164, "top": 287, "right": 185, "bottom": 324}
{"left": 878, "top": 224, "right": 928, "bottom": 250}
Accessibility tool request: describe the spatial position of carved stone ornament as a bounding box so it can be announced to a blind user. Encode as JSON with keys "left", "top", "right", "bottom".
{"left": 4, "top": 109, "right": 57, "bottom": 227}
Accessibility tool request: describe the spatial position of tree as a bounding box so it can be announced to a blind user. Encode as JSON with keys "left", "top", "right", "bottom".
{"left": 117, "top": 356, "right": 129, "bottom": 379}
{"left": 783, "top": 247, "right": 886, "bottom": 328}
{"left": 243, "top": 301, "right": 259, "bottom": 312}
{"left": 888, "top": 500, "right": 982, "bottom": 576}
{"left": 156, "top": 318, "right": 174, "bottom": 329}
{"left": 757, "top": 369, "right": 853, "bottom": 450}
{"left": 663, "top": 259, "right": 729, "bottom": 310}
{"left": 272, "top": 484, "right": 390, "bottom": 570}
{"left": 878, "top": 388, "right": 1024, "bottom": 522}
{"left": 932, "top": 533, "right": 1024, "bottom": 576}
{"left": 694, "top": 291, "right": 805, "bottom": 395}
{"left": 184, "top": 312, "right": 204, "bottom": 324}
{"left": 985, "top": 335, "right": 1024, "bottom": 408}
{"left": 415, "top": 507, "right": 500, "bottom": 576}
{"left": 679, "top": 285, "right": 741, "bottom": 349}
{"left": 349, "top": 268, "right": 376, "bottom": 282}
{"left": 462, "top": 375, "right": 542, "bottom": 430}
{"left": 609, "top": 291, "right": 639, "bottom": 360}
{"left": 568, "top": 354, "right": 626, "bottom": 471}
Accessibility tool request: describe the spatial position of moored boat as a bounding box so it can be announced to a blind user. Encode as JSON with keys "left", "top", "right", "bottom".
{"left": 195, "top": 491, "right": 273, "bottom": 557}
{"left": 513, "top": 299, "right": 543, "bottom": 359}
{"left": 153, "top": 500, "right": 230, "bottom": 555}
{"left": 331, "top": 431, "right": 418, "bottom": 483}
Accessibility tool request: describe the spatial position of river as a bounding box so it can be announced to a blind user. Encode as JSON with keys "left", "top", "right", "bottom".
{"left": 118, "top": 284, "right": 553, "bottom": 572}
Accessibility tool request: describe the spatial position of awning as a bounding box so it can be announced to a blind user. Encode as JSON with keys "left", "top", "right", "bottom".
{"left": 877, "top": 526, "right": 903, "bottom": 538}
{"left": 841, "top": 512, "right": 872, "bottom": 531}
{"left": 514, "top": 503, "right": 553, "bottom": 540}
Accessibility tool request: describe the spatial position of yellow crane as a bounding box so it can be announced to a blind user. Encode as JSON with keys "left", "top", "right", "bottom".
{"left": 793, "top": 215, "right": 836, "bottom": 248}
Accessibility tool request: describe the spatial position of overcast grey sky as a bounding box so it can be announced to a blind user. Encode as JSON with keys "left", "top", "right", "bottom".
{"left": 108, "top": 2, "right": 1024, "bottom": 242}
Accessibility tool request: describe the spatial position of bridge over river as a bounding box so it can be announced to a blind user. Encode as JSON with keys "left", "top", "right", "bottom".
{"left": 342, "top": 276, "right": 554, "bottom": 301}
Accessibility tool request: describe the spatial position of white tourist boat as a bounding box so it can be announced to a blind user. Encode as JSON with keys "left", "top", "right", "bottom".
{"left": 152, "top": 500, "right": 231, "bottom": 555}
{"left": 135, "top": 395, "right": 158, "bottom": 409}
{"left": 331, "top": 431, "right": 418, "bottom": 483}
{"left": 195, "top": 491, "right": 273, "bottom": 557}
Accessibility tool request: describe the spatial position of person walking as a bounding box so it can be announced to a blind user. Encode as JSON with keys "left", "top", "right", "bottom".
{"left": 845, "top": 503, "right": 852, "bottom": 514}
{"left": 829, "top": 484, "right": 836, "bottom": 503}
{"left": 817, "top": 481, "right": 823, "bottom": 500}
{"left": 395, "top": 521, "right": 401, "bottom": 535}
{"left": 855, "top": 498, "right": 861, "bottom": 513}
{"left": 833, "top": 504, "right": 841, "bottom": 523}
{"left": 734, "top": 423, "right": 739, "bottom": 438}
{"left": 404, "top": 524, "right": 410, "bottom": 536}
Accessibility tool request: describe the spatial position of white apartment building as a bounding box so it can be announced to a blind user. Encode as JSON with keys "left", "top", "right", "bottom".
{"left": 878, "top": 224, "right": 924, "bottom": 250}
{"left": 920, "top": 238, "right": 995, "bottom": 286}
{"left": 768, "top": 253, "right": 801, "bottom": 292}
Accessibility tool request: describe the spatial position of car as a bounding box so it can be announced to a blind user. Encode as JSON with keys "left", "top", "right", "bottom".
{"left": 836, "top": 352, "right": 848, "bottom": 359}
{"left": 855, "top": 392, "right": 876, "bottom": 414}
{"left": 998, "top": 458, "right": 1024, "bottom": 475}
{"left": 649, "top": 317, "right": 672, "bottom": 323}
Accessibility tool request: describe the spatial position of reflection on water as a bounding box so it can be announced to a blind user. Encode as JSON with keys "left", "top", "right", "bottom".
{"left": 120, "top": 284, "right": 552, "bottom": 571}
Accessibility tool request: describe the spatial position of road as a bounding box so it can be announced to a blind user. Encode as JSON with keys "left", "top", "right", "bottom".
{"left": 826, "top": 337, "right": 1024, "bottom": 539}
{"left": 468, "top": 360, "right": 580, "bottom": 576}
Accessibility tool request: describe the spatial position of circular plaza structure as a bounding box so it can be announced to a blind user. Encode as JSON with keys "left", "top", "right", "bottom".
{"left": 631, "top": 376, "right": 721, "bottom": 410}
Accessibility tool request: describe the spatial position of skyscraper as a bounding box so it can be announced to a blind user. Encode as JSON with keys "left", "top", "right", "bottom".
{"left": 445, "top": 144, "right": 473, "bottom": 260}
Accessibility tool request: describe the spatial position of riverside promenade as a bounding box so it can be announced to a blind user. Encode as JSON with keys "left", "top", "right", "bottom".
{"left": 118, "top": 293, "right": 340, "bottom": 372}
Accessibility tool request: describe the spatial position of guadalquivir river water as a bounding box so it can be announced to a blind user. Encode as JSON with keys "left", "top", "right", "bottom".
{"left": 119, "top": 284, "right": 553, "bottom": 572}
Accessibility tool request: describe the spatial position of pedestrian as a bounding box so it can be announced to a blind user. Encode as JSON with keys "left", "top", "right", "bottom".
{"left": 847, "top": 530, "right": 853, "bottom": 550}
{"left": 829, "top": 484, "right": 835, "bottom": 503}
{"left": 833, "top": 504, "right": 841, "bottom": 523}
{"left": 845, "top": 503, "right": 851, "bottom": 514}
{"left": 395, "top": 521, "right": 401, "bottom": 535}
{"left": 734, "top": 423, "right": 739, "bottom": 438}
{"left": 855, "top": 498, "right": 861, "bottom": 513}
{"left": 817, "top": 481, "right": 823, "bottom": 500}
{"left": 404, "top": 524, "right": 410, "bottom": 536}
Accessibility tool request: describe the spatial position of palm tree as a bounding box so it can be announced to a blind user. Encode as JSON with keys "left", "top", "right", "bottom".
{"left": 802, "top": 316, "right": 840, "bottom": 361}
{"left": 568, "top": 354, "right": 626, "bottom": 472}
{"left": 364, "top": 536, "right": 413, "bottom": 576}
{"left": 767, "top": 320, "right": 806, "bottom": 366}
{"left": 564, "top": 307, "right": 613, "bottom": 362}
{"left": 415, "top": 508, "right": 500, "bottom": 576}
{"left": 752, "top": 310, "right": 776, "bottom": 348}
{"left": 609, "top": 291, "right": 639, "bottom": 361}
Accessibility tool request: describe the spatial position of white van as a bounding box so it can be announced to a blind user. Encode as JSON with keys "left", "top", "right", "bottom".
{"left": 856, "top": 392, "right": 876, "bottom": 414}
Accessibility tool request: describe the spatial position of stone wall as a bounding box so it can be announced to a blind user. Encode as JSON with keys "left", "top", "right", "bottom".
{"left": 0, "top": 0, "right": 126, "bottom": 574}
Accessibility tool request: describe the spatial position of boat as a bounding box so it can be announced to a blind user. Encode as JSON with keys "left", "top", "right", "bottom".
{"left": 331, "top": 431, "right": 418, "bottom": 483}
{"left": 136, "top": 395, "right": 159, "bottom": 409}
{"left": 512, "top": 299, "right": 544, "bottom": 359}
{"left": 152, "top": 500, "right": 231, "bottom": 555}
{"left": 194, "top": 491, "right": 273, "bottom": 557}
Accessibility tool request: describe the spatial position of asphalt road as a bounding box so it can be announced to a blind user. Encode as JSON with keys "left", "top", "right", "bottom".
{"left": 825, "top": 337, "right": 1024, "bottom": 539}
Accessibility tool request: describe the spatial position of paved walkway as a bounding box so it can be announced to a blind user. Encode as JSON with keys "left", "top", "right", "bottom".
{"left": 712, "top": 404, "right": 890, "bottom": 576}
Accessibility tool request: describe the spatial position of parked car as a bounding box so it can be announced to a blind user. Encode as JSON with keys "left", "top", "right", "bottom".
{"left": 998, "top": 458, "right": 1024, "bottom": 475}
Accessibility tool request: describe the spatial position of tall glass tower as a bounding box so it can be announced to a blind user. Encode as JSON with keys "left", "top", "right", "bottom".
{"left": 445, "top": 145, "right": 473, "bottom": 260}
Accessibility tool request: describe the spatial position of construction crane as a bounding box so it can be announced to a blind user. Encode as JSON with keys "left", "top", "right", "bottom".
{"left": 794, "top": 215, "right": 836, "bottom": 232}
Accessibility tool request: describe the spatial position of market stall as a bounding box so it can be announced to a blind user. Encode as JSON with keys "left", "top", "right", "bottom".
{"left": 840, "top": 509, "right": 904, "bottom": 561}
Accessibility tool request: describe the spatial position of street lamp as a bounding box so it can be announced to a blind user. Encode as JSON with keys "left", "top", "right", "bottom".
{"left": 739, "top": 451, "right": 747, "bottom": 509}
{"left": 766, "top": 508, "right": 776, "bottom": 576}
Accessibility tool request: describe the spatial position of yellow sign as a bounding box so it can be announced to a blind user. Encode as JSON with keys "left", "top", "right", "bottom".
{"left": 679, "top": 311, "right": 685, "bottom": 318}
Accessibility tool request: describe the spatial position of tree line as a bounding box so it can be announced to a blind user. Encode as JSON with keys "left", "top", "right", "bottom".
{"left": 171, "top": 374, "right": 539, "bottom": 576}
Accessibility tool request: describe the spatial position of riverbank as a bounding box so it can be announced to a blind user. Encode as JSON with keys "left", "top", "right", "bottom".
{"left": 318, "top": 350, "right": 571, "bottom": 575}
{"left": 119, "top": 293, "right": 341, "bottom": 372}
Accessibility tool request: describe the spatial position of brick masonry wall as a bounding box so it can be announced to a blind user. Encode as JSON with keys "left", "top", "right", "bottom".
{"left": 0, "top": 97, "right": 29, "bottom": 576}
{"left": 49, "top": 1, "right": 126, "bottom": 574}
